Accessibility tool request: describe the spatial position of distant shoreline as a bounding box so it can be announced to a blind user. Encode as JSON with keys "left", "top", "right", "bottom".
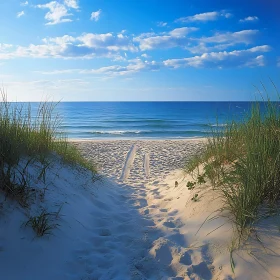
{"left": 69, "top": 137, "right": 208, "bottom": 142}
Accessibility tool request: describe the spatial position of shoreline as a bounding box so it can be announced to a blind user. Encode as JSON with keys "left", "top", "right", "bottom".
{"left": 69, "top": 137, "right": 208, "bottom": 142}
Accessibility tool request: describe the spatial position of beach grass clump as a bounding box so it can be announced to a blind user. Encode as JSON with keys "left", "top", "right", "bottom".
{"left": 25, "top": 210, "right": 57, "bottom": 237}
{"left": 53, "top": 139, "right": 96, "bottom": 172}
{"left": 0, "top": 91, "right": 96, "bottom": 207}
{"left": 186, "top": 97, "right": 280, "bottom": 235}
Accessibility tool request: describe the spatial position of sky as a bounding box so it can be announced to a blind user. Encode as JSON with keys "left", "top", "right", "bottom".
{"left": 0, "top": 0, "right": 279, "bottom": 101}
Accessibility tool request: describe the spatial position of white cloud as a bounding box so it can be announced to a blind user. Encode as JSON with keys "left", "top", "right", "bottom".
{"left": 90, "top": 9, "right": 101, "bottom": 21}
{"left": 37, "top": 1, "right": 71, "bottom": 25}
{"left": 249, "top": 45, "right": 271, "bottom": 52}
{"left": 200, "top": 29, "right": 258, "bottom": 44}
{"left": 135, "top": 27, "right": 198, "bottom": 50}
{"left": 188, "top": 43, "right": 270, "bottom": 55}
{"left": 83, "top": 59, "right": 160, "bottom": 76}
{"left": 157, "top": 21, "right": 167, "bottom": 27}
{"left": 20, "top": 1, "right": 28, "bottom": 6}
{"left": 0, "top": 44, "right": 13, "bottom": 50}
{"left": 141, "top": 53, "right": 149, "bottom": 58}
{"left": 244, "top": 55, "right": 265, "bottom": 67}
{"left": 77, "top": 33, "right": 137, "bottom": 52}
{"left": 186, "top": 43, "right": 233, "bottom": 54}
{"left": 64, "top": 0, "right": 79, "bottom": 9}
{"left": 37, "top": 1, "right": 79, "bottom": 25}
{"left": 35, "top": 59, "right": 160, "bottom": 77}
{"left": 240, "top": 16, "right": 259, "bottom": 22}
{"left": 17, "top": 11, "right": 25, "bottom": 18}
{"left": 42, "top": 35, "right": 75, "bottom": 45}
{"left": 41, "top": 45, "right": 269, "bottom": 77}
{"left": 163, "top": 46, "right": 270, "bottom": 68}
{"left": 0, "top": 32, "right": 137, "bottom": 60}
{"left": 169, "top": 27, "right": 196, "bottom": 37}
{"left": 135, "top": 29, "right": 257, "bottom": 52}
{"left": 176, "top": 11, "right": 232, "bottom": 23}
{"left": 184, "top": 30, "right": 260, "bottom": 54}
{"left": 277, "top": 58, "right": 280, "bottom": 67}
{"left": 35, "top": 69, "right": 80, "bottom": 75}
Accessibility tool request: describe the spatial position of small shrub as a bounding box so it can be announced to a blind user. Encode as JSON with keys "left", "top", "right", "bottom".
{"left": 197, "top": 174, "right": 206, "bottom": 184}
{"left": 191, "top": 193, "right": 199, "bottom": 202}
{"left": 186, "top": 181, "right": 196, "bottom": 190}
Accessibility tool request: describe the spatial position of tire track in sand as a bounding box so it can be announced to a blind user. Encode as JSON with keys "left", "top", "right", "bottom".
{"left": 144, "top": 153, "right": 150, "bottom": 179}
{"left": 120, "top": 145, "right": 138, "bottom": 181}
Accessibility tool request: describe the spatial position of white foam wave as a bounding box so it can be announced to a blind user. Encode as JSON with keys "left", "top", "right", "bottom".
{"left": 91, "top": 130, "right": 145, "bottom": 135}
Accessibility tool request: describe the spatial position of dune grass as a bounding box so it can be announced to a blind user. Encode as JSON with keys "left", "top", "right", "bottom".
{"left": 0, "top": 91, "right": 97, "bottom": 208}
{"left": 186, "top": 94, "right": 280, "bottom": 236}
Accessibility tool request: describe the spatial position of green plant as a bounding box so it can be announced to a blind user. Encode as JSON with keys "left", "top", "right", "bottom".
{"left": 25, "top": 210, "right": 57, "bottom": 237}
{"left": 185, "top": 83, "right": 280, "bottom": 237}
{"left": 0, "top": 90, "right": 97, "bottom": 207}
{"left": 186, "top": 181, "right": 196, "bottom": 190}
{"left": 53, "top": 140, "right": 97, "bottom": 173}
{"left": 191, "top": 193, "right": 199, "bottom": 202}
{"left": 197, "top": 174, "right": 206, "bottom": 184}
{"left": 0, "top": 165, "right": 32, "bottom": 207}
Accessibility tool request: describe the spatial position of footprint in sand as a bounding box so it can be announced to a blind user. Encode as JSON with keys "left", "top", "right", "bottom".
{"left": 163, "top": 220, "right": 177, "bottom": 228}
{"left": 150, "top": 238, "right": 173, "bottom": 266}
{"left": 163, "top": 218, "right": 184, "bottom": 229}
{"left": 187, "top": 261, "right": 213, "bottom": 280}
{"left": 179, "top": 251, "right": 192, "bottom": 265}
{"left": 168, "top": 232, "right": 188, "bottom": 247}
{"left": 140, "top": 208, "right": 149, "bottom": 215}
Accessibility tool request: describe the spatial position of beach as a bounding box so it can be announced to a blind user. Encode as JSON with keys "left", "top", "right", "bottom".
{"left": 70, "top": 139, "right": 280, "bottom": 279}
{"left": 1, "top": 136, "right": 280, "bottom": 279}
{"left": 72, "top": 139, "right": 207, "bottom": 181}
{"left": 2, "top": 0, "right": 279, "bottom": 277}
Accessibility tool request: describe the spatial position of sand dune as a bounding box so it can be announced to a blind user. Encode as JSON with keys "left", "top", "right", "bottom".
{"left": 1, "top": 139, "right": 280, "bottom": 279}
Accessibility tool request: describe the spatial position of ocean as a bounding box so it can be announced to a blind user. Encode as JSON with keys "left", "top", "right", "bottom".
{"left": 53, "top": 101, "right": 271, "bottom": 139}
{"left": 28, "top": 101, "right": 278, "bottom": 139}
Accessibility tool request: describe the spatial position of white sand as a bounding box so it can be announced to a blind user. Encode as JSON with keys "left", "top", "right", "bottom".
{"left": 73, "top": 139, "right": 207, "bottom": 183}
{"left": 1, "top": 138, "right": 280, "bottom": 279}
{"left": 73, "top": 139, "right": 280, "bottom": 279}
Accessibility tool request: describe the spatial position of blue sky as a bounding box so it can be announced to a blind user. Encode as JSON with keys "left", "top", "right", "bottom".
{"left": 0, "top": 0, "right": 279, "bottom": 101}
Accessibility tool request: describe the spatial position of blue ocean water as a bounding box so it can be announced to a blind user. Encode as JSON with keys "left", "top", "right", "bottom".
{"left": 46, "top": 101, "right": 274, "bottom": 140}
{"left": 23, "top": 101, "right": 279, "bottom": 139}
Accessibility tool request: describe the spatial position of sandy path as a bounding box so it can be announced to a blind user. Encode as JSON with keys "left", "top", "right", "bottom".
{"left": 72, "top": 139, "right": 216, "bottom": 279}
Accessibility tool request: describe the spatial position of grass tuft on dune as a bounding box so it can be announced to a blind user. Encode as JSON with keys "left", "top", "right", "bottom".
{"left": 0, "top": 90, "right": 96, "bottom": 212}
{"left": 186, "top": 89, "right": 280, "bottom": 237}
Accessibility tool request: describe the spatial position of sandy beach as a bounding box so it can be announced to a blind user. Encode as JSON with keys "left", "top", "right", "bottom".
{"left": 70, "top": 139, "right": 280, "bottom": 280}
{"left": 72, "top": 139, "right": 207, "bottom": 182}
{"left": 1, "top": 138, "right": 280, "bottom": 279}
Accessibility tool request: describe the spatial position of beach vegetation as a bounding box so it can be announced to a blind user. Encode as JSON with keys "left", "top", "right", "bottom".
{"left": 185, "top": 87, "right": 280, "bottom": 236}
{"left": 25, "top": 209, "right": 58, "bottom": 237}
{"left": 191, "top": 193, "right": 199, "bottom": 202}
{"left": 186, "top": 181, "right": 196, "bottom": 190}
{"left": 0, "top": 90, "right": 97, "bottom": 209}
